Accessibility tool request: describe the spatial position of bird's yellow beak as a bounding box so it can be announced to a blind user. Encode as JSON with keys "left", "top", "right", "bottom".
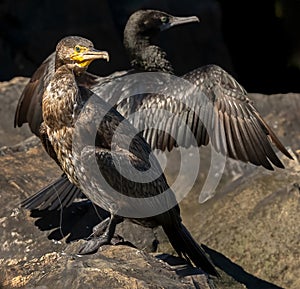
{"left": 70, "top": 47, "right": 109, "bottom": 68}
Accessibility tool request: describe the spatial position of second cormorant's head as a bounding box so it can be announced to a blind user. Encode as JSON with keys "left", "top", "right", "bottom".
{"left": 123, "top": 10, "right": 199, "bottom": 72}
{"left": 124, "top": 10, "right": 199, "bottom": 40}
{"left": 55, "top": 36, "right": 109, "bottom": 74}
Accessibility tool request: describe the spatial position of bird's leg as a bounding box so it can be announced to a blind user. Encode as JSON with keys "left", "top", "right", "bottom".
{"left": 90, "top": 217, "right": 124, "bottom": 244}
{"left": 91, "top": 217, "right": 111, "bottom": 237}
{"left": 78, "top": 215, "right": 124, "bottom": 255}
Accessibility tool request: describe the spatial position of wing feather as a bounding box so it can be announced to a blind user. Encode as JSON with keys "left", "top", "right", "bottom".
{"left": 120, "top": 64, "right": 292, "bottom": 169}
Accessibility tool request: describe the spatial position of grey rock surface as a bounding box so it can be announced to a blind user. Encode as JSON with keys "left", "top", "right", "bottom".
{"left": 1, "top": 78, "right": 299, "bottom": 288}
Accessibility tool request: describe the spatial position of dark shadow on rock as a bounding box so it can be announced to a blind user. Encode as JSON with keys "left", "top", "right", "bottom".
{"left": 29, "top": 199, "right": 160, "bottom": 253}
{"left": 31, "top": 201, "right": 143, "bottom": 250}
{"left": 30, "top": 200, "right": 109, "bottom": 243}
{"left": 28, "top": 199, "right": 285, "bottom": 288}
{"left": 202, "top": 244, "right": 284, "bottom": 289}
{"left": 156, "top": 253, "right": 204, "bottom": 277}
{"left": 30, "top": 203, "right": 215, "bottom": 284}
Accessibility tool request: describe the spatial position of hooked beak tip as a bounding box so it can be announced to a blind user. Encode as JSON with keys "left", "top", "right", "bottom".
{"left": 98, "top": 51, "right": 109, "bottom": 62}
{"left": 85, "top": 50, "right": 110, "bottom": 62}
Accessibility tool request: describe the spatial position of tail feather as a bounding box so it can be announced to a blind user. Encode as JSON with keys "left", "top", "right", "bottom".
{"left": 162, "top": 222, "right": 219, "bottom": 277}
{"left": 21, "top": 174, "right": 84, "bottom": 210}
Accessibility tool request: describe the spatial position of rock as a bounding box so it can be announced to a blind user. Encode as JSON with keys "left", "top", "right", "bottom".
{"left": 0, "top": 143, "right": 220, "bottom": 289}
{"left": 181, "top": 151, "right": 300, "bottom": 289}
{"left": 0, "top": 77, "right": 31, "bottom": 147}
{"left": 250, "top": 93, "right": 300, "bottom": 151}
{"left": 1, "top": 241, "right": 214, "bottom": 289}
{"left": 1, "top": 77, "right": 299, "bottom": 288}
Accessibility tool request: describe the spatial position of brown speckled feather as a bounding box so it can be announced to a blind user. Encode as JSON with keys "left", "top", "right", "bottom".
{"left": 18, "top": 11, "right": 292, "bottom": 213}
{"left": 14, "top": 53, "right": 105, "bottom": 136}
{"left": 38, "top": 35, "right": 218, "bottom": 276}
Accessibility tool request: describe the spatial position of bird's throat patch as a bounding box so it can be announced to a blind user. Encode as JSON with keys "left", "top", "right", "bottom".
{"left": 70, "top": 54, "right": 92, "bottom": 67}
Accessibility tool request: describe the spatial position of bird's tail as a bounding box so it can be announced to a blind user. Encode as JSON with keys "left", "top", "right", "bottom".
{"left": 162, "top": 221, "right": 219, "bottom": 277}
{"left": 20, "top": 174, "right": 84, "bottom": 210}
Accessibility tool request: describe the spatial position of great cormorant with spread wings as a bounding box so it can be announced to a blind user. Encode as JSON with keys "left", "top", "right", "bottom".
{"left": 17, "top": 10, "right": 292, "bottom": 211}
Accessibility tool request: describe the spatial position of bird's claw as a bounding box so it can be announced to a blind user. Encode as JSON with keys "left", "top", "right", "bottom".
{"left": 78, "top": 234, "right": 124, "bottom": 255}
{"left": 78, "top": 237, "right": 110, "bottom": 255}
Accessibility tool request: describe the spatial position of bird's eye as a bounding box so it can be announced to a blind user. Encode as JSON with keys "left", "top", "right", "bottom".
{"left": 75, "top": 46, "right": 81, "bottom": 53}
{"left": 161, "top": 16, "right": 169, "bottom": 23}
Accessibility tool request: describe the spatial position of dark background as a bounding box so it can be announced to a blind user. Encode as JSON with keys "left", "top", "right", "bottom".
{"left": 0, "top": 0, "right": 299, "bottom": 93}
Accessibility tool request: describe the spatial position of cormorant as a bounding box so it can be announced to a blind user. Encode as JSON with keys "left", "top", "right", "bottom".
{"left": 14, "top": 10, "right": 199, "bottom": 136}
{"left": 18, "top": 10, "right": 292, "bottom": 211}
{"left": 18, "top": 10, "right": 201, "bottom": 209}
{"left": 39, "top": 35, "right": 219, "bottom": 276}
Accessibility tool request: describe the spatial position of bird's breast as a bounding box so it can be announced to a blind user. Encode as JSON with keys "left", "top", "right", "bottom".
{"left": 42, "top": 77, "right": 78, "bottom": 130}
{"left": 46, "top": 126, "right": 80, "bottom": 187}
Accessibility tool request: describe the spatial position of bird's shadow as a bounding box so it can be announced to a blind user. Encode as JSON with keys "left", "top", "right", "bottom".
{"left": 30, "top": 200, "right": 109, "bottom": 242}
{"left": 202, "top": 245, "right": 284, "bottom": 289}
{"left": 30, "top": 201, "right": 283, "bottom": 289}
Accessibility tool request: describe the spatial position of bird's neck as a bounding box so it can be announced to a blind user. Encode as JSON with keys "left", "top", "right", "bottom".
{"left": 42, "top": 65, "right": 81, "bottom": 130}
{"left": 124, "top": 35, "right": 174, "bottom": 74}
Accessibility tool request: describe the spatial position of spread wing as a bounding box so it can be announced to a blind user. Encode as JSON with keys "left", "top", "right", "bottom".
{"left": 116, "top": 65, "right": 292, "bottom": 170}
{"left": 14, "top": 53, "right": 55, "bottom": 136}
{"left": 20, "top": 64, "right": 293, "bottom": 211}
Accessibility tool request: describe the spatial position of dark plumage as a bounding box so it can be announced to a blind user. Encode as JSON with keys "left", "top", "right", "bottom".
{"left": 40, "top": 35, "right": 219, "bottom": 276}
{"left": 123, "top": 10, "right": 199, "bottom": 73}
{"left": 19, "top": 10, "right": 201, "bottom": 209}
{"left": 14, "top": 10, "right": 198, "bottom": 136}
{"left": 19, "top": 10, "right": 292, "bottom": 212}
{"left": 126, "top": 65, "right": 292, "bottom": 169}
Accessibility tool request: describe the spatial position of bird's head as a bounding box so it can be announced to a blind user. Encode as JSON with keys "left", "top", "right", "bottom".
{"left": 55, "top": 36, "right": 109, "bottom": 74}
{"left": 125, "top": 9, "right": 200, "bottom": 38}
